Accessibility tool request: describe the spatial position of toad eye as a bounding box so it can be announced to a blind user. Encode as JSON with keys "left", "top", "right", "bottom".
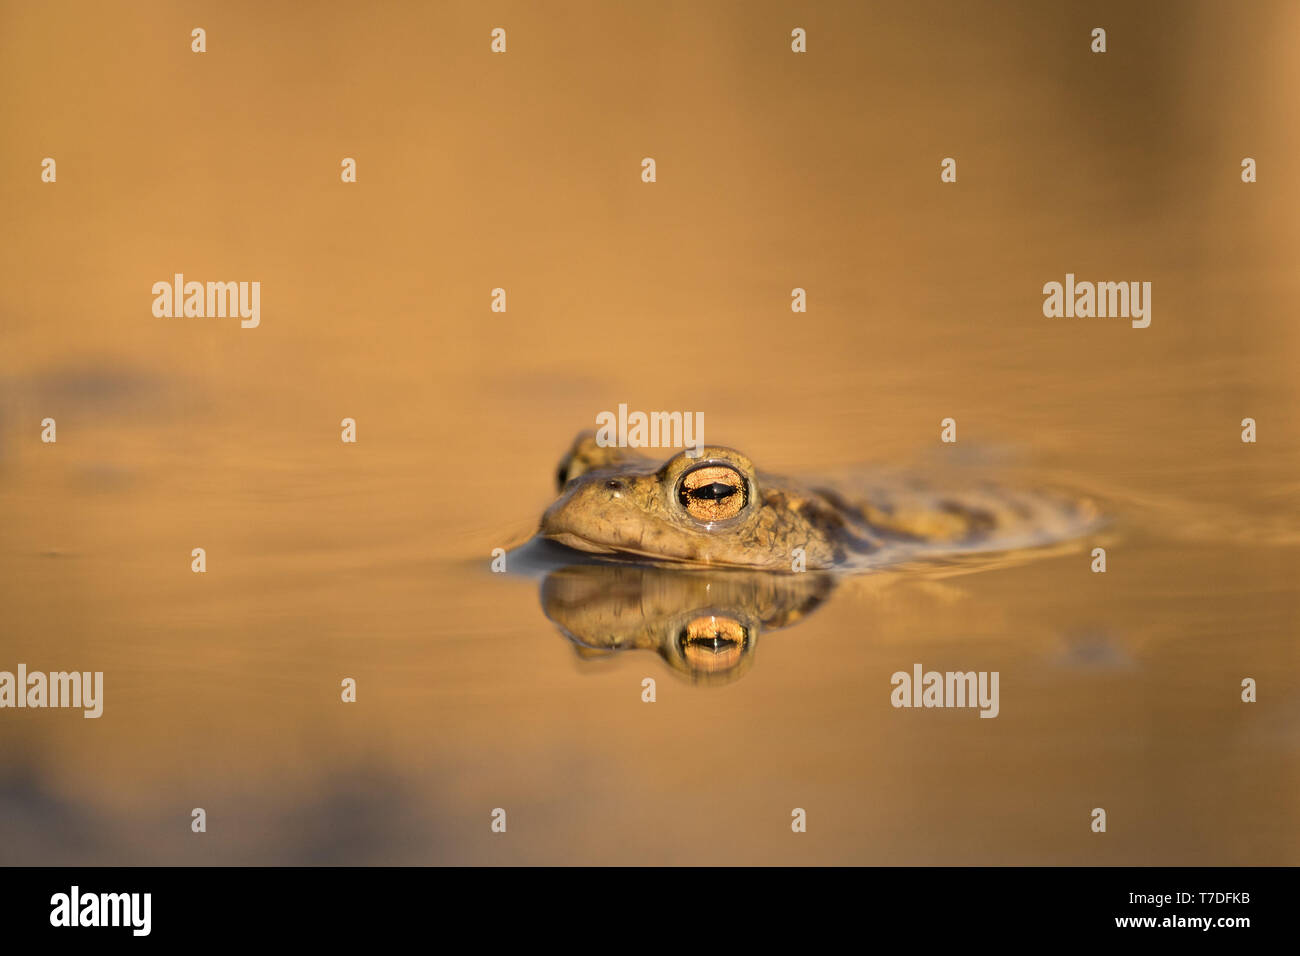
{"left": 676, "top": 464, "right": 748, "bottom": 522}
{"left": 677, "top": 616, "right": 749, "bottom": 673}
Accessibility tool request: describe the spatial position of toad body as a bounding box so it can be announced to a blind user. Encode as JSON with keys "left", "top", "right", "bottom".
{"left": 539, "top": 432, "right": 1099, "bottom": 572}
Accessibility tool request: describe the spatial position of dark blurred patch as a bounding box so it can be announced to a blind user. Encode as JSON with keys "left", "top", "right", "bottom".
{"left": 23, "top": 365, "right": 165, "bottom": 406}
{"left": 0, "top": 362, "right": 181, "bottom": 484}
{"left": 1052, "top": 628, "right": 1135, "bottom": 671}
{"left": 0, "top": 768, "right": 110, "bottom": 865}
{"left": 0, "top": 763, "right": 466, "bottom": 865}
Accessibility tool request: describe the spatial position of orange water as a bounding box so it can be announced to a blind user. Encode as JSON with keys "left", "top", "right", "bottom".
{"left": 1, "top": 0, "right": 1296, "bottom": 863}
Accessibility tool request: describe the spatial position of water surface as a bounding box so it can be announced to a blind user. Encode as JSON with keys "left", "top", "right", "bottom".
{"left": 1, "top": 0, "right": 1297, "bottom": 864}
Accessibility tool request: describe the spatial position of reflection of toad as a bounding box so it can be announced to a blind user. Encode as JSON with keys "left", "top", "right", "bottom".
{"left": 539, "top": 563, "right": 834, "bottom": 685}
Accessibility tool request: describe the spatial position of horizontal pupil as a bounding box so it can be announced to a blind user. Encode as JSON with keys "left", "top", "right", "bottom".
{"left": 690, "top": 482, "right": 736, "bottom": 501}
{"left": 687, "top": 635, "right": 739, "bottom": 648}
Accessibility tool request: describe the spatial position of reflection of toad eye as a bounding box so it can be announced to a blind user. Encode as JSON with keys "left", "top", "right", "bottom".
{"left": 677, "top": 465, "right": 748, "bottom": 522}
{"left": 677, "top": 616, "right": 749, "bottom": 673}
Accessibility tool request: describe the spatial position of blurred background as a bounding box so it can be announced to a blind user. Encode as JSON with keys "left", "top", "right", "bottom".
{"left": 0, "top": 0, "right": 1296, "bottom": 863}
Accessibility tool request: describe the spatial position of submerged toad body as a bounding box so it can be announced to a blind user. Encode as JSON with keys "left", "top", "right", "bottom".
{"left": 540, "top": 433, "right": 1099, "bottom": 572}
